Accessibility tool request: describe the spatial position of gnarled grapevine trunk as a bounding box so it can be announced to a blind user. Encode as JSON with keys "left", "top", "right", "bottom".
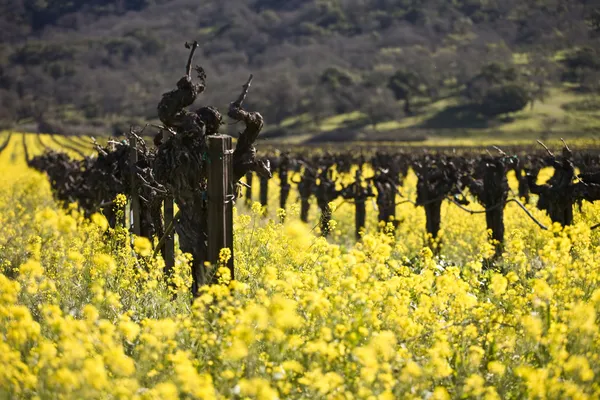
{"left": 153, "top": 48, "right": 270, "bottom": 294}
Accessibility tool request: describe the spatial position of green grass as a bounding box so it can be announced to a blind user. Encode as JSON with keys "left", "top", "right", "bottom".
{"left": 376, "top": 87, "right": 600, "bottom": 137}
{"left": 280, "top": 113, "right": 312, "bottom": 128}
{"left": 319, "top": 111, "right": 366, "bottom": 132}
{"left": 494, "top": 88, "right": 600, "bottom": 135}
{"left": 275, "top": 85, "right": 600, "bottom": 143}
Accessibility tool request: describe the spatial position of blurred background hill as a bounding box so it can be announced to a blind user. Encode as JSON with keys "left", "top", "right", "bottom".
{"left": 0, "top": 0, "right": 599, "bottom": 141}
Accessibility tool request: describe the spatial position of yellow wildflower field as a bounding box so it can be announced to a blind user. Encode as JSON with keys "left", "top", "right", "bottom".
{"left": 1, "top": 133, "right": 600, "bottom": 399}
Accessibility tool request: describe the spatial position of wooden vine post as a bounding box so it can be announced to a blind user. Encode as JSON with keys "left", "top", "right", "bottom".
{"left": 260, "top": 174, "right": 269, "bottom": 209}
{"left": 129, "top": 134, "right": 141, "bottom": 236}
{"left": 163, "top": 196, "right": 175, "bottom": 276}
{"left": 207, "top": 135, "right": 235, "bottom": 281}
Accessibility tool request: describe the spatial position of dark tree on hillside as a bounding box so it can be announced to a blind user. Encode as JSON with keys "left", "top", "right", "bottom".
{"left": 319, "top": 67, "right": 360, "bottom": 114}
{"left": 248, "top": 74, "right": 301, "bottom": 127}
{"left": 563, "top": 47, "right": 600, "bottom": 73}
{"left": 304, "top": 86, "right": 335, "bottom": 127}
{"left": 479, "top": 83, "right": 530, "bottom": 117}
{"left": 526, "top": 51, "right": 559, "bottom": 109}
{"left": 561, "top": 47, "right": 600, "bottom": 91}
{"left": 359, "top": 87, "right": 397, "bottom": 130}
{"left": 464, "top": 62, "right": 530, "bottom": 117}
{"left": 387, "top": 70, "right": 423, "bottom": 115}
{"left": 465, "top": 62, "right": 518, "bottom": 103}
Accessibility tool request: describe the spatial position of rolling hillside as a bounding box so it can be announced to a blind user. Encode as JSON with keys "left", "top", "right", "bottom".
{"left": 0, "top": 0, "right": 599, "bottom": 140}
